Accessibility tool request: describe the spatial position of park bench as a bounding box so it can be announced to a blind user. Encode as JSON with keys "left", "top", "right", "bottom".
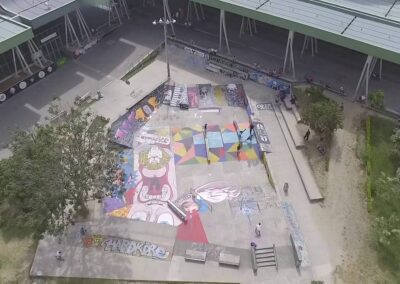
{"left": 185, "top": 249, "right": 207, "bottom": 263}
{"left": 74, "top": 92, "right": 92, "bottom": 106}
{"left": 205, "top": 64, "right": 221, "bottom": 73}
{"left": 219, "top": 252, "right": 240, "bottom": 267}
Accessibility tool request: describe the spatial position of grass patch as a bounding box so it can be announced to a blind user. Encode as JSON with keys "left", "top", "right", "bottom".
{"left": 368, "top": 116, "right": 398, "bottom": 198}
{"left": 121, "top": 49, "right": 159, "bottom": 81}
{"left": 366, "top": 115, "right": 400, "bottom": 281}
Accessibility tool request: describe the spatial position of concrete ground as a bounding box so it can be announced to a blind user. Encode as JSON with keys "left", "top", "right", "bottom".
{"left": 30, "top": 45, "right": 335, "bottom": 283}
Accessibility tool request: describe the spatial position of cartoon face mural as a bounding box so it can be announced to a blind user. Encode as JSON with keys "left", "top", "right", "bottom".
{"left": 127, "top": 128, "right": 181, "bottom": 226}
{"left": 176, "top": 193, "right": 199, "bottom": 213}
{"left": 137, "top": 146, "right": 172, "bottom": 204}
{"left": 194, "top": 181, "right": 241, "bottom": 203}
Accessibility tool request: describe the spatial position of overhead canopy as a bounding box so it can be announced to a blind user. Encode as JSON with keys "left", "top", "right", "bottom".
{"left": 192, "top": 0, "right": 400, "bottom": 64}
{"left": 0, "top": 15, "right": 33, "bottom": 54}
{"left": 0, "top": 0, "right": 79, "bottom": 29}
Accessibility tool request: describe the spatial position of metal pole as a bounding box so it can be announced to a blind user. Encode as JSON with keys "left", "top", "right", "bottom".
{"left": 379, "top": 58, "right": 382, "bottom": 80}
{"left": 163, "top": 0, "right": 170, "bottom": 79}
{"left": 219, "top": 10, "right": 223, "bottom": 51}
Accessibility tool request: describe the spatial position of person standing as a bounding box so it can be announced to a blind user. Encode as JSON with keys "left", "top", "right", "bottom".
{"left": 304, "top": 128, "right": 311, "bottom": 141}
{"left": 236, "top": 143, "right": 241, "bottom": 159}
{"left": 80, "top": 226, "right": 86, "bottom": 237}
{"left": 56, "top": 250, "right": 64, "bottom": 261}
{"left": 255, "top": 222, "right": 262, "bottom": 237}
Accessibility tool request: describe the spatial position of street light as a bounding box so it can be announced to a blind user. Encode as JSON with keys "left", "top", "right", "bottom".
{"left": 153, "top": 0, "right": 176, "bottom": 79}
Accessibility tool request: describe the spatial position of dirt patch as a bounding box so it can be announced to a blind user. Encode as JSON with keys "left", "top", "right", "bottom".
{"left": 304, "top": 101, "right": 389, "bottom": 283}
{"left": 0, "top": 234, "right": 36, "bottom": 283}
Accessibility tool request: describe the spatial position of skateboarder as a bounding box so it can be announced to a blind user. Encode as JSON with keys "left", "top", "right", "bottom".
{"left": 237, "top": 143, "right": 241, "bottom": 159}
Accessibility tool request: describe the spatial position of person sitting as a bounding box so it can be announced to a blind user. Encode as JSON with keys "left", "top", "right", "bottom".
{"left": 290, "top": 95, "right": 296, "bottom": 105}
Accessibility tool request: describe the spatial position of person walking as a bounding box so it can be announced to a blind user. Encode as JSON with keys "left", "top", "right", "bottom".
{"left": 80, "top": 226, "right": 86, "bottom": 237}
{"left": 255, "top": 222, "right": 262, "bottom": 237}
{"left": 304, "top": 128, "right": 311, "bottom": 141}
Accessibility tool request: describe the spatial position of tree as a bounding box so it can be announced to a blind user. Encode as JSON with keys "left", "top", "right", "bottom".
{"left": 0, "top": 111, "right": 115, "bottom": 238}
{"left": 302, "top": 100, "right": 343, "bottom": 138}
{"left": 369, "top": 90, "right": 385, "bottom": 110}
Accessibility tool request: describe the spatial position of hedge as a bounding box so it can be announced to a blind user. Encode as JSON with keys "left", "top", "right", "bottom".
{"left": 366, "top": 116, "right": 373, "bottom": 211}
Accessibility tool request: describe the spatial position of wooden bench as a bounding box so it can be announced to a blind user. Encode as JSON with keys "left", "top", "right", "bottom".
{"left": 219, "top": 252, "right": 240, "bottom": 267}
{"left": 185, "top": 249, "right": 207, "bottom": 263}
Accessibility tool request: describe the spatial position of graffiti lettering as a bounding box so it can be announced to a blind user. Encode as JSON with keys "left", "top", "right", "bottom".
{"left": 84, "top": 234, "right": 170, "bottom": 260}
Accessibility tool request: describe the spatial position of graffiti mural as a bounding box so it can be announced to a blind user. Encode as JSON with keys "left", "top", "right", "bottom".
{"left": 229, "top": 186, "right": 277, "bottom": 216}
{"left": 127, "top": 127, "right": 180, "bottom": 226}
{"left": 281, "top": 202, "right": 310, "bottom": 266}
{"left": 82, "top": 234, "right": 170, "bottom": 260}
{"left": 224, "top": 83, "right": 247, "bottom": 107}
{"left": 175, "top": 193, "right": 210, "bottom": 213}
{"left": 104, "top": 127, "right": 181, "bottom": 226}
{"left": 172, "top": 123, "right": 260, "bottom": 165}
{"left": 197, "top": 84, "right": 214, "bottom": 108}
{"left": 110, "top": 84, "right": 165, "bottom": 147}
{"left": 194, "top": 181, "right": 241, "bottom": 203}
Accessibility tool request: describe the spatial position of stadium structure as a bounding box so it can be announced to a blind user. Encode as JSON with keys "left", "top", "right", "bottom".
{"left": 0, "top": 0, "right": 399, "bottom": 104}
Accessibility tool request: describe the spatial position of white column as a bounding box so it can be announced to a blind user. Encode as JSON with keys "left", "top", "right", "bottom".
{"left": 283, "top": 30, "right": 295, "bottom": 78}
{"left": 354, "top": 55, "right": 374, "bottom": 100}
{"left": 12, "top": 48, "right": 18, "bottom": 76}
{"left": 199, "top": 4, "right": 205, "bottom": 20}
{"left": 219, "top": 10, "right": 230, "bottom": 54}
{"left": 15, "top": 46, "right": 32, "bottom": 75}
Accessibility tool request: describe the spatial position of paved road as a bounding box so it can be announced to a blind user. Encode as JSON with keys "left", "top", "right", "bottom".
{"left": 0, "top": 17, "right": 163, "bottom": 148}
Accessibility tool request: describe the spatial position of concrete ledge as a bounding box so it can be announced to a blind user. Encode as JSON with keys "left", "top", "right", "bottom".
{"left": 291, "top": 105, "right": 302, "bottom": 123}
{"left": 279, "top": 105, "right": 305, "bottom": 149}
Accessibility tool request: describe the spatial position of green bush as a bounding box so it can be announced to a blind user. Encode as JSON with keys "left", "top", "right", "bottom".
{"left": 369, "top": 90, "right": 385, "bottom": 110}
{"left": 391, "top": 129, "right": 400, "bottom": 158}
{"left": 302, "top": 100, "right": 343, "bottom": 138}
{"left": 365, "top": 116, "right": 373, "bottom": 209}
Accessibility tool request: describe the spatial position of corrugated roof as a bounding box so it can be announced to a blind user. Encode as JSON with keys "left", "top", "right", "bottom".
{"left": 192, "top": 0, "right": 400, "bottom": 64}
{"left": 0, "top": 15, "right": 33, "bottom": 54}
{"left": 257, "top": 0, "right": 355, "bottom": 34}
{"left": 0, "top": 0, "right": 79, "bottom": 29}
{"left": 317, "top": 0, "right": 394, "bottom": 18}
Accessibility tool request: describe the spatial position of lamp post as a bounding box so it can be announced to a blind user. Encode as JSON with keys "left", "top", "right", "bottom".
{"left": 153, "top": 0, "right": 176, "bottom": 79}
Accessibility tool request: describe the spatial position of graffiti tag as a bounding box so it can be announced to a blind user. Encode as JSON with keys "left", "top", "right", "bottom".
{"left": 82, "top": 234, "right": 170, "bottom": 260}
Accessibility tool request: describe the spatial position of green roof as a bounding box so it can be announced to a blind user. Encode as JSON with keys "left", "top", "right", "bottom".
{"left": 0, "top": 16, "right": 33, "bottom": 54}
{"left": 192, "top": 0, "right": 400, "bottom": 64}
